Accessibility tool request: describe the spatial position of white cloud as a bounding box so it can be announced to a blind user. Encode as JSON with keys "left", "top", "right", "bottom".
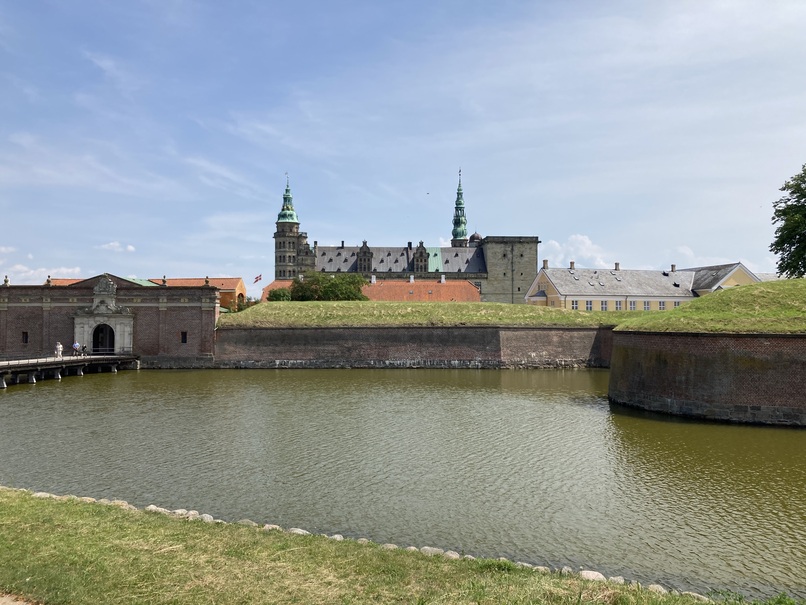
{"left": 98, "top": 241, "right": 136, "bottom": 253}
{"left": 0, "top": 246, "right": 15, "bottom": 253}
{"left": 541, "top": 235, "right": 612, "bottom": 270}
{"left": 4, "top": 264, "right": 82, "bottom": 285}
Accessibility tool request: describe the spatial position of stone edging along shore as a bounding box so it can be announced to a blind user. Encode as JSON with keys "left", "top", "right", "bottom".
{"left": 9, "top": 487, "right": 712, "bottom": 602}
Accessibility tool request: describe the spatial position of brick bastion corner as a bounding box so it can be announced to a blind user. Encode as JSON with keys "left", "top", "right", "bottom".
{"left": 607, "top": 330, "right": 806, "bottom": 426}
{"left": 210, "top": 325, "right": 613, "bottom": 370}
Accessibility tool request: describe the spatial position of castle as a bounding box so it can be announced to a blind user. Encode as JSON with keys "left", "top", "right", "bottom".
{"left": 271, "top": 173, "right": 541, "bottom": 304}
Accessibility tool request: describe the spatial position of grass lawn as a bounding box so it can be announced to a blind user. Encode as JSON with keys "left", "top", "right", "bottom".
{"left": 2, "top": 488, "right": 797, "bottom": 605}
{"left": 218, "top": 300, "right": 623, "bottom": 329}
{"left": 218, "top": 279, "right": 806, "bottom": 334}
{"left": 614, "top": 278, "right": 806, "bottom": 333}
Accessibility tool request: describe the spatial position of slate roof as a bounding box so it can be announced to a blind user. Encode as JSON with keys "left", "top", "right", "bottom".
{"left": 680, "top": 263, "right": 758, "bottom": 292}
{"left": 315, "top": 244, "right": 487, "bottom": 274}
{"left": 541, "top": 267, "right": 696, "bottom": 298}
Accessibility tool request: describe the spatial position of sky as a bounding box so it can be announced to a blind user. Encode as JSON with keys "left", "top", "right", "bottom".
{"left": 1, "top": 1, "right": 805, "bottom": 298}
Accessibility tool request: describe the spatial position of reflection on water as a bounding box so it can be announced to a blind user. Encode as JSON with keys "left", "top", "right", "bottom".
{"left": 0, "top": 369, "right": 803, "bottom": 599}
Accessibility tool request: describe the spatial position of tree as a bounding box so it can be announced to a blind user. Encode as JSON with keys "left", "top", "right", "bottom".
{"left": 289, "top": 273, "right": 368, "bottom": 301}
{"left": 771, "top": 163, "right": 806, "bottom": 278}
{"left": 267, "top": 288, "right": 291, "bottom": 302}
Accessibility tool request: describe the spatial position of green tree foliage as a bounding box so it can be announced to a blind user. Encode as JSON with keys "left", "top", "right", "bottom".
{"left": 267, "top": 288, "right": 292, "bottom": 302}
{"left": 770, "top": 163, "right": 806, "bottom": 278}
{"left": 289, "top": 273, "right": 368, "bottom": 301}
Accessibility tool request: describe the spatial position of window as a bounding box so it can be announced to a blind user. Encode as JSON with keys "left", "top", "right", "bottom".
{"left": 22, "top": 331, "right": 28, "bottom": 344}
{"left": 600, "top": 300, "right": 608, "bottom": 311}
{"left": 659, "top": 301, "right": 666, "bottom": 311}
{"left": 180, "top": 331, "right": 188, "bottom": 344}
{"left": 629, "top": 300, "right": 636, "bottom": 311}
{"left": 615, "top": 300, "right": 622, "bottom": 311}
{"left": 571, "top": 300, "right": 578, "bottom": 310}
{"left": 643, "top": 301, "right": 651, "bottom": 311}
{"left": 674, "top": 301, "right": 681, "bottom": 308}
{"left": 585, "top": 300, "right": 593, "bottom": 311}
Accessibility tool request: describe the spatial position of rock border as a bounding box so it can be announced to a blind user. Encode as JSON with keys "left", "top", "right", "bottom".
{"left": 8, "top": 487, "right": 710, "bottom": 602}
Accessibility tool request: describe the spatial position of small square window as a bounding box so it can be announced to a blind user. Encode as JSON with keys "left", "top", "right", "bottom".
{"left": 629, "top": 301, "right": 636, "bottom": 311}
{"left": 615, "top": 300, "right": 622, "bottom": 311}
{"left": 659, "top": 301, "right": 666, "bottom": 311}
{"left": 571, "top": 300, "right": 578, "bottom": 310}
{"left": 585, "top": 300, "right": 593, "bottom": 311}
{"left": 643, "top": 301, "right": 651, "bottom": 311}
{"left": 181, "top": 331, "right": 188, "bottom": 344}
{"left": 600, "top": 300, "right": 608, "bottom": 311}
{"left": 674, "top": 301, "right": 681, "bottom": 308}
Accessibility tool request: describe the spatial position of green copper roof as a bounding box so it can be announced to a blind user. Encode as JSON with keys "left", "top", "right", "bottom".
{"left": 276, "top": 175, "right": 299, "bottom": 223}
{"left": 451, "top": 170, "right": 468, "bottom": 240}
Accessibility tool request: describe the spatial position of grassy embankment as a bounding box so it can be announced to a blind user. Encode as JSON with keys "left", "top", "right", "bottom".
{"left": 614, "top": 278, "right": 806, "bottom": 334}
{"left": 220, "top": 279, "right": 806, "bottom": 334}
{"left": 217, "top": 300, "right": 622, "bottom": 328}
{"left": 1, "top": 488, "right": 799, "bottom": 605}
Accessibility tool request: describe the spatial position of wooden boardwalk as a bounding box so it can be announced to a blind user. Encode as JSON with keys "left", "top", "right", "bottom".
{"left": 0, "top": 354, "right": 140, "bottom": 388}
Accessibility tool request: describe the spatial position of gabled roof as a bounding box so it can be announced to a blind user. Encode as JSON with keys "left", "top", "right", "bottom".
{"left": 680, "top": 263, "right": 759, "bottom": 292}
{"left": 537, "top": 267, "right": 696, "bottom": 298}
{"left": 48, "top": 274, "right": 159, "bottom": 288}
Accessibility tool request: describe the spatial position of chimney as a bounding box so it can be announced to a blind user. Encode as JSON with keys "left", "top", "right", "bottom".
{"left": 569, "top": 261, "right": 575, "bottom": 270}
{"left": 408, "top": 241, "right": 412, "bottom": 250}
{"left": 671, "top": 264, "right": 676, "bottom": 272}
{"left": 614, "top": 262, "right": 620, "bottom": 271}
{"left": 542, "top": 259, "right": 549, "bottom": 270}
{"left": 440, "top": 274, "right": 446, "bottom": 283}
{"left": 370, "top": 275, "right": 376, "bottom": 284}
{"left": 409, "top": 275, "right": 414, "bottom": 283}
{"left": 341, "top": 240, "right": 344, "bottom": 248}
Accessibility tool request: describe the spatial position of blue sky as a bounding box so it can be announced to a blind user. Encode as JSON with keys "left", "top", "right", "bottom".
{"left": 1, "top": 0, "right": 805, "bottom": 298}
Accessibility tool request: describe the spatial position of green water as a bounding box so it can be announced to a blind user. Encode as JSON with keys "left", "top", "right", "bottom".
{"left": 0, "top": 368, "right": 803, "bottom": 598}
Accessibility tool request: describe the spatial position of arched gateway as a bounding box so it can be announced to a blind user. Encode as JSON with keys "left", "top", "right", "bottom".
{"left": 73, "top": 275, "right": 133, "bottom": 354}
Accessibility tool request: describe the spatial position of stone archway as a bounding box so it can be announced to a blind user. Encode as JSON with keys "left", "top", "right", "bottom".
{"left": 93, "top": 323, "right": 115, "bottom": 354}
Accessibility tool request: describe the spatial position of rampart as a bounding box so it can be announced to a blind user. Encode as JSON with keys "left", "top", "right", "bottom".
{"left": 608, "top": 331, "right": 806, "bottom": 426}
{"left": 208, "top": 326, "right": 613, "bottom": 369}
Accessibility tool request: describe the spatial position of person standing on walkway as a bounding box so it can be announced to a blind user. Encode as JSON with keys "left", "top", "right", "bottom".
{"left": 55, "top": 342, "right": 63, "bottom": 359}
{"left": 72, "top": 341, "right": 80, "bottom": 356}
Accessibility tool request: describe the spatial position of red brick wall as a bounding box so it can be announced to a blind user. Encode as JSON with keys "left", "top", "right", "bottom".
{"left": 0, "top": 281, "right": 217, "bottom": 361}
{"left": 213, "top": 326, "right": 612, "bottom": 369}
{"left": 608, "top": 331, "right": 806, "bottom": 425}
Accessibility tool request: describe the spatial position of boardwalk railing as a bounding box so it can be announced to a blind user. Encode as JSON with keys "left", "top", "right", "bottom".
{"left": 0, "top": 353, "right": 140, "bottom": 388}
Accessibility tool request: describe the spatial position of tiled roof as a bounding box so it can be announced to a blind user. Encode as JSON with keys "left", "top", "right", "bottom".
{"left": 149, "top": 277, "right": 244, "bottom": 290}
{"left": 363, "top": 279, "right": 480, "bottom": 302}
{"left": 48, "top": 278, "right": 82, "bottom": 286}
{"left": 260, "top": 279, "right": 480, "bottom": 302}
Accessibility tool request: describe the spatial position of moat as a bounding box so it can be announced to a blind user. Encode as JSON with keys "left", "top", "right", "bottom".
{"left": 0, "top": 368, "right": 803, "bottom": 599}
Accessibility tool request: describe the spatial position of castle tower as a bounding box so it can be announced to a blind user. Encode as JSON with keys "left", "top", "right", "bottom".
{"left": 451, "top": 169, "right": 468, "bottom": 247}
{"left": 273, "top": 175, "right": 301, "bottom": 279}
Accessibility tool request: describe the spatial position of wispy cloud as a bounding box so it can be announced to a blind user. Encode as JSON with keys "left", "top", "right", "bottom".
{"left": 82, "top": 50, "right": 143, "bottom": 98}
{"left": 97, "top": 242, "right": 136, "bottom": 253}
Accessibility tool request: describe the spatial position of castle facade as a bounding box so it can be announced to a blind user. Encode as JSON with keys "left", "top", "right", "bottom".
{"left": 272, "top": 174, "right": 541, "bottom": 304}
